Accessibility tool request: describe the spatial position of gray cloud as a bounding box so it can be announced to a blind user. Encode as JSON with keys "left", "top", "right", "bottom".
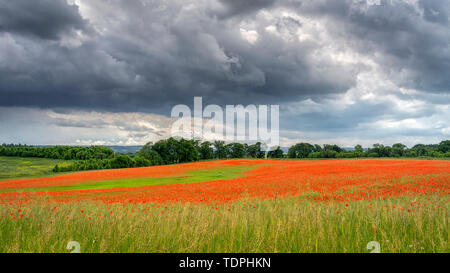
{"left": 0, "top": 0, "right": 86, "bottom": 40}
{"left": 217, "top": 0, "right": 276, "bottom": 18}
{"left": 286, "top": 0, "right": 450, "bottom": 93}
{"left": 0, "top": 0, "right": 359, "bottom": 112}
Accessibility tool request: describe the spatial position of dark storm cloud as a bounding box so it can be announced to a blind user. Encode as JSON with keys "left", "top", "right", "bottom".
{"left": 0, "top": 0, "right": 448, "bottom": 115}
{"left": 0, "top": 0, "right": 86, "bottom": 40}
{"left": 217, "top": 0, "right": 276, "bottom": 18}
{"left": 0, "top": 36, "right": 141, "bottom": 110}
{"left": 0, "top": 0, "right": 358, "bottom": 113}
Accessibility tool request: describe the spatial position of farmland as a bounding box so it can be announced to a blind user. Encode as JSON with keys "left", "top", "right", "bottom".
{"left": 0, "top": 156, "right": 71, "bottom": 181}
{"left": 0, "top": 159, "right": 448, "bottom": 253}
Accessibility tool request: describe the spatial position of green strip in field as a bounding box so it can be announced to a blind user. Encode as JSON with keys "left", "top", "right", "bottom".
{"left": 3, "top": 165, "right": 259, "bottom": 193}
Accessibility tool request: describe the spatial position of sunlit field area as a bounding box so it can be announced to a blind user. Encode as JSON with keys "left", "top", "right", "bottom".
{"left": 0, "top": 159, "right": 448, "bottom": 253}
{"left": 0, "top": 157, "right": 71, "bottom": 180}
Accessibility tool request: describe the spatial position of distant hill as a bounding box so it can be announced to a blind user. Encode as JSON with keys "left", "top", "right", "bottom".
{"left": 106, "top": 146, "right": 142, "bottom": 154}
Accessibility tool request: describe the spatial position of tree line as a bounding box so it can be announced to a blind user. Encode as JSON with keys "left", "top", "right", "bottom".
{"left": 52, "top": 155, "right": 152, "bottom": 172}
{"left": 137, "top": 139, "right": 268, "bottom": 164}
{"left": 287, "top": 141, "right": 450, "bottom": 159}
{"left": 0, "top": 144, "right": 114, "bottom": 160}
{"left": 1, "top": 139, "right": 449, "bottom": 173}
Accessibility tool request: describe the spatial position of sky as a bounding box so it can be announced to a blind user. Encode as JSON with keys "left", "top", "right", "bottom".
{"left": 0, "top": 0, "right": 449, "bottom": 147}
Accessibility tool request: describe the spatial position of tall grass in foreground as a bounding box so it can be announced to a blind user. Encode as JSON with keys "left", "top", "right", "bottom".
{"left": 0, "top": 196, "right": 448, "bottom": 253}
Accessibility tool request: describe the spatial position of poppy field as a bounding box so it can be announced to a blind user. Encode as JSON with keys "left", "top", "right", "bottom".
{"left": 0, "top": 159, "right": 448, "bottom": 253}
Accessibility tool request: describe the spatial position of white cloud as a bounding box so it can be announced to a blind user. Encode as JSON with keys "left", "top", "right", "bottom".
{"left": 0, "top": 107, "right": 174, "bottom": 145}
{"left": 240, "top": 28, "right": 259, "bottom": 44}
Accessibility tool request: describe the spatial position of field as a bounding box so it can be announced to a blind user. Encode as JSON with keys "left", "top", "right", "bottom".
{"left": 0, "top": 159, "right": 448, "bottom": 253}
{"left": 0, "top": 156, "right": 70, "bottom": 180}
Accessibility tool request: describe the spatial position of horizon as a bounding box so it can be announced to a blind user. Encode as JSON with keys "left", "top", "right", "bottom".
{"left": 3, "top": 141, "right": 446, "bottom": 150}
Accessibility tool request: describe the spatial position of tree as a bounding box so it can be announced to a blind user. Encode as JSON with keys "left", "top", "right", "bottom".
{"left": 138, "top": 138, "right": 199, "bottom": 165}
{"left": 138, "top": 142, "right": 164, "bottom": 165}
{"left": 150, "top": 139, "right": 170, "bottom": 164}
{"left": 369, "top": 144, "right": 392, "bottom": 157}
{"left": 148, "top": 138, "right": 200, "bottom": 164}
{"left": 178, "top": 138, "right": 199, "bottom": 163}
{"left": 438, "top": 140, "right": 450, "bottom": 153}
{"left": 133, "top": 156, "right": 152, "bottom": 167}
{"left": 268, "top": 146, "right": 284, "bottom": 158}
{"left": 247, "top": 142, "right": 266, "bottom": 158}
{"left": 320, "top": 149, "right": 337, "bottom": 158}
{"left": 213, "top": 141, "right": 227, "bottom": 159}
{"left": 288, "top": 143, "right": 315, "bottom": 158}
{"left": 110, "top": 154, "right": 134, "bottom": 169}
{"left": 227, "top": 143, "right": 246, "bottom": 158}
{"left": 0, "top": 145, "right": 114, "bottom": 160}
{"left": 354, "top": 145, "right": 363, "bottom": 153}
{"left": 198, "top": 141, "right": 214, "bottom": 160}
{"left": 314, "top": 144, "right": 322, "bottom": 152}
{"left": 391, "top": 143, "right": 406, "bottom": 157}
{"left": 137, "top": 142, "right": 154, "bottom": 159}
{"left": 323, "top": 144, "right": 343, "bottom": 153}
{"left": 411, "top": 144, "right": 428, "bottom": 157}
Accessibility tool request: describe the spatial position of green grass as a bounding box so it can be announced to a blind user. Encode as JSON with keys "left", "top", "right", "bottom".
{"left": 0, "top": 195, "right": 447, "bottom": 253}
{"left": 0, "top": 156, "right": 70, "bottom": 181}
{"left": 2, "top": 165, "right": 257, "bottom": 193}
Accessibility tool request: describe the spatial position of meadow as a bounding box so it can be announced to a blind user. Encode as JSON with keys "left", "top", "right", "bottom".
{"left": 0, "top": 159, "right": 448, "bottom": 253}
{"left": 0, "top": 156, "right": 70, "bottom": 180}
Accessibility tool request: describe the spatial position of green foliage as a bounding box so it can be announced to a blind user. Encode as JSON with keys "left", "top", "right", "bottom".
{"left": 323, "top": 144, "right": 343, "bottom": 153}
{"left": 133, "top": 156, "right": 152, "bottom": 167}
{"left": 178, "top": 138, "right": 200, "bottom": 163}
{"left": 288, "top": 143, "right": 316, "bottom": 158}
{"left": 391, "top": 143, "right": 406, "bottom": 157}
{"left": 246, "top": 142, "right": 266, "bottom": 158}
{"left": 213, "top": 141, "right": 227, "bottom": 159}
{"left": 198, "top": 141, "right": 214, "bottom": 160}
{"left": 0, "top": 144, "right": 114, "bottom": 160}
{"left": 318, "top": 149, "right": 337, "bottom": 159}
{"left": 137, "top": 143, "right": 164, "bottom": 166}
{"left": 137, "top": 138, "right": 199, "bottom": 165}
{"left": 267, "top": 146, "right": 284, "bottom": 158}
{"left": 110, "top": 154, "right": 134, "bottom": 169}
{"left": 369, "top": 144, "right": 392, "bottom": 157}
{"left": 411, "top": 144, "right": 436, "bottom": 157}
{"left": 53, "top": 154, "right": 152, "bottom": 173}
{"left": 287, "top": 140, "right": 450, "bottom": 159}
{"left": 227, "top": 142, "right": 246, "bottom": 158}
{"left": 438, "top": 140, "right": 450, "bottom": 153}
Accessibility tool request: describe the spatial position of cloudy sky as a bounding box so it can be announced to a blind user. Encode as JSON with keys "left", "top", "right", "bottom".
{"left": 0, "top": 0, "right": 449, "bottom": 147}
